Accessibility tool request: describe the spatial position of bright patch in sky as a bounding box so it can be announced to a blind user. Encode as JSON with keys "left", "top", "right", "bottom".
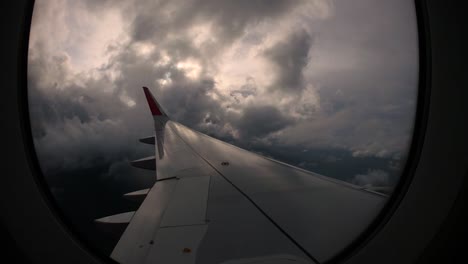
{"left": 176, "top": 59, "right": 203, "bottom": 80}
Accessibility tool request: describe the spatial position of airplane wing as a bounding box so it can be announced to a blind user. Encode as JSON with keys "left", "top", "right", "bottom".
{"left": 96, "top": 87, "right": 387, "bottom": 264}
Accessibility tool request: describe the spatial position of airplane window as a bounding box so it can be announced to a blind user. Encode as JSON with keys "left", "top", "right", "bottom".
{"left": 27, "top": 0, "right": 418, "bottom": 263}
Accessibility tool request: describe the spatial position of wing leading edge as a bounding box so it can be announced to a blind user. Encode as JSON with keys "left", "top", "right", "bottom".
{"left": 98, "top": 87, "right": 386, "bottom": 264}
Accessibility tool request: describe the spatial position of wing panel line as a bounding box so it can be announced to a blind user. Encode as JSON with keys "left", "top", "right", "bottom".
{"left": 174, "top": 122, "right": 386, "bottom": 198}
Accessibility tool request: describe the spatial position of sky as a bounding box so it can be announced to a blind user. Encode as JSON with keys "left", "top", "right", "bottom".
{"left": 27, "top": 0, "right": 419, "bottom": 256}
{"left": 28, "top": 0, "right": 418, "bottom": 193}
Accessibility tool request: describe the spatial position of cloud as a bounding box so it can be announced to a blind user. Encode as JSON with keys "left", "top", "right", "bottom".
{"left": 230, "top": 77, "right": 258, "bottom": 103}
{"left": 127, "top": 0, "right": 301, "bottom": 43}
{"left": 235, "top": 105, "right": 294, "bottom": 140}
{"left": 351, "top": 169, "right": 391, "bottom": 187}
{"left": 264, "top": 29, "right": 313, "bottom": 93}
{"left": 28, "top": 0, "right": 418, "bottom": 182}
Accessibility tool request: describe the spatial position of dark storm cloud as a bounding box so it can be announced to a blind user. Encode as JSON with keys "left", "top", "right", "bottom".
{"left": 230, "top": 77, "right": 258, "bottom": 103}
{"left": 102, "top": 41, "right": 233, "bottom": 133}
{"left": 128, "top": 0, "right": 301, "bottom": 43}
{"left": 114, "top": 0, "right": 308, "bottom": 73}
{"left": 27, "top": 0, "right": 315, "bottom": 161}
{"left": 271, "top": 0, "right": 419, "bottom": 159}
{"left": 28, "top": 24, "right": 234, "bottom": 175}
{"left": 235, "top": 105, "right": 294, "bottom": 139}
{"left": 28, "top": 43, "right": 157, "bottom": 175}
{"left": 28, "top": 51, "right": 90, "bottom": 137}
{"left": 264, "top": 29, "right": 313, "bottom": 93}
{"left": 28, "top": 83, "right": 91, "bottom": 137}
{"left": 28, "top": 0, "right": 418, "bottom": 187}
{"left": 160, "top": 78, "right": 225, "bottom": 128}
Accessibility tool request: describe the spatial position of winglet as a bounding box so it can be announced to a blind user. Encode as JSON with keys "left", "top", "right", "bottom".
{"left": 143, "top": 87, "right": 166, "bottom": 116}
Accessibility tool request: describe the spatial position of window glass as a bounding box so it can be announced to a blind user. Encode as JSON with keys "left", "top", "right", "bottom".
{"left": 28, "top": 0, "right": 418, "bottom": 262}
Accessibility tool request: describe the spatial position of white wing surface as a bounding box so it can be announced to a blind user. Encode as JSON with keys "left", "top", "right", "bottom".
{"left": 97, "top": 87, "right": 387, "bottom": 264}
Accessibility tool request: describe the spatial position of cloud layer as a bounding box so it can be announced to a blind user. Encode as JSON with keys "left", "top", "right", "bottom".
{"left": 29, "top": 0, "right": 419, "bottom": 188}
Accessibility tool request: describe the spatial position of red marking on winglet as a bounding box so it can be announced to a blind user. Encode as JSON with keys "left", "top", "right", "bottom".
{"left": 143, "top": 87, "right": 163, "bottom": 116}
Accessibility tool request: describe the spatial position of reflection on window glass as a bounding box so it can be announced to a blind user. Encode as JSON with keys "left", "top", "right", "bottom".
{"left": 28, "top": 0, "right": 418, "bottom": 263}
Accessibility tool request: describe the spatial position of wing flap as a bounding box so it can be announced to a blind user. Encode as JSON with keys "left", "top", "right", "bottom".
{"left": 144, "top": 225, "right": 208, "bottom": 264}
{"left": 160, "top": 176, "right": 211, "bottom": 227}
{"left": 111, "top": 179, "right": 178, "bottom": 264}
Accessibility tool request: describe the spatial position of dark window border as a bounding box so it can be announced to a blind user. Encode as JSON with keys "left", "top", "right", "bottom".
{"left": 2, "top": 0, "right": 467, "bottom": 264}
{"left": 17, "top": 1, "right": 431, "bottom": 264}
{"left": 17, "top": 1, "right": 120, "bottom": 264}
